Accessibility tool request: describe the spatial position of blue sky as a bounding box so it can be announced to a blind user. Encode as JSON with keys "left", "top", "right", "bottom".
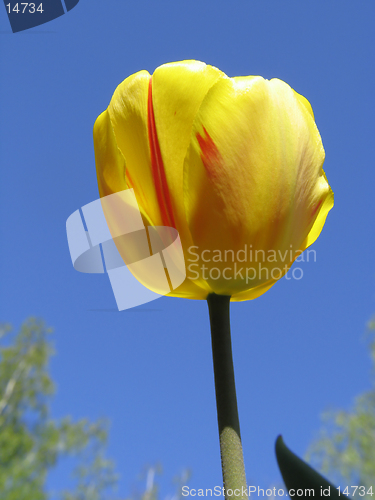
{"left": 1, "top": 0, "right": 375, "bottom": 496}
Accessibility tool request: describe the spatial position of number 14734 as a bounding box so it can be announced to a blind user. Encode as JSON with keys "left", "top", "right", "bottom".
{"left": 337, "top": 486, "right": 373, "bottom": 496}
{"left": 6, "top": 3, "right": 44, "bottom": 13}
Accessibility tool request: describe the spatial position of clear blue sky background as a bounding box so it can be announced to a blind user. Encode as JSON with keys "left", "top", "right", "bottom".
{"left": 1, "top": 0, "right": 375, "bottom": 497}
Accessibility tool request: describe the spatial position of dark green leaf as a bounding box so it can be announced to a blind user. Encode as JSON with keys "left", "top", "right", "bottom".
{"left": 275, "top": 435, "right": 349, "bottom": 500}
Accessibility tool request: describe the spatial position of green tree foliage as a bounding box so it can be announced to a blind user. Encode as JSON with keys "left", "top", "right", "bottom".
{"left": 306, "top": 318, "right": 375, "bottom": 498}
{"left": 0, "top": 318, "right": 118, "bottom": 499}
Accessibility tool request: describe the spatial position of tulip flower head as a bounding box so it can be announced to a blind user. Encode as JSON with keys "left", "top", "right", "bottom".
{"left": 94, "top": 60, "right": 333, "bottom": 301}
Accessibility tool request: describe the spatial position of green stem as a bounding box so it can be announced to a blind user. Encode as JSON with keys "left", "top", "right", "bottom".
{"left": 207, "top": 293, "right": 247, "bottom": 499}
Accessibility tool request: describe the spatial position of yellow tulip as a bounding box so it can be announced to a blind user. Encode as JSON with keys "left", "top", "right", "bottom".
{"left": 94, "top": 60, "right": 333, "bottom": 301}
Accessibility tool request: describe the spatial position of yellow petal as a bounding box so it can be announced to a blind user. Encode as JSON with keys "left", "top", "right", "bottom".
{"left": 151, "top": 60, "right": 226, "bottom": 298}
{"left": 93, "top": 109, "right": 127, "bottom": 198}
{"left": 151, "top": 61, "right": 225, "bottom": 228}
{"left": 293, "top": 89, "right": 314, "bottom": 119}
{"left": 300, "top": 170, "right": 334, "bottom": 250}
{"left": 183, "top": 76, "right": 332, "bottom": 296}
{"left": 105, "top": 70, "right": 167, "bottom": 227}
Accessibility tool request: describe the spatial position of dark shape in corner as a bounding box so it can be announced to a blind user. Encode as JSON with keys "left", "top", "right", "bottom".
{"left": 275, "top": 435, "right": 348, "bottom": 500}
{"left": 4, "top": 0, "right": 79, "bottom": 33}
{"left": 64, "top": 0, "right": 79, "bottom": 12}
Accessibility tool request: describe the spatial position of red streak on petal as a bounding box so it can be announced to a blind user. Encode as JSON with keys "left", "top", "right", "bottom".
{"left": 125, "top": 168, "right": 134, "bottom": 189}
{"left": 147, "top": 78, "right": 176, "bottom": 228}
{"left": 196, "top": 127, "right": 223, "bottom": 181}
{"left": 311, "top": 199, "right": 323, "bottom": 220}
